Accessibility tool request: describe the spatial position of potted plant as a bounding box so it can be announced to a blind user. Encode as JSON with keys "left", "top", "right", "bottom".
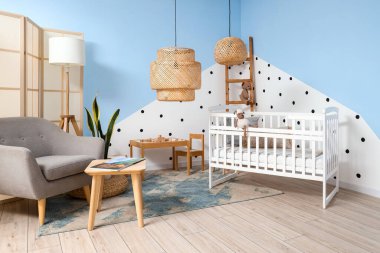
{"left": 85, "top": 97, "right": 120, "bottom": 159}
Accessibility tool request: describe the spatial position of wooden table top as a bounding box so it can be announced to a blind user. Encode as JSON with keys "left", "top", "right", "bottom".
{"left": 130, "top": 138, "right": 188, "bottom": 148}
{"left": 85, "top": 159, "right": 146, "bottom": 176}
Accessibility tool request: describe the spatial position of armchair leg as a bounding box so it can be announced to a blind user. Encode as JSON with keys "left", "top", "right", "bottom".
{"left": 83, "top": 185, "right": 91, "bottom": 205}
{"left": 38, "top": 199, "right": 46, "bottom": 225}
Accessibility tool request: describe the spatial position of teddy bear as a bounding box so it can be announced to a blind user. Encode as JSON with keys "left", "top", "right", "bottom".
{"left": 234, "top": 109, "right": 250, "bottom": 138}
{"left": 240, "top": 81, "right": 251, "bottom": 105}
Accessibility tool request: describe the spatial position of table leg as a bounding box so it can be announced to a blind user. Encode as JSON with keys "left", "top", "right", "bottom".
{"left": 172, "top": 147, "right": 175, "bottom": 170}
{"left": 187, "top": 148, "right": 191, "bottom": 176}
{"left": 131, "top": 173, "right": 144, "bottom": 228}
{"left": 97, "top": 176, "right": 105, "bottom": 212}
{"left": 130, "top": 145, "right": 133, "bottom": 158}
{"left": 140, "top": 148, "right": 145, "bottom": 181}
{"left": 88, "top": 175, "right": 102, "bottom": 231}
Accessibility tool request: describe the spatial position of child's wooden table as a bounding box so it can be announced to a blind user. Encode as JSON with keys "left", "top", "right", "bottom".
{"left": 130, "top": 137, "right": 189, "bottom": 171}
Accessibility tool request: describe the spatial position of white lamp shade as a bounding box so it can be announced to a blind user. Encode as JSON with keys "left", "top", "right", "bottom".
{"left": 49, "top": 37, "right": 85, "bottom": 66}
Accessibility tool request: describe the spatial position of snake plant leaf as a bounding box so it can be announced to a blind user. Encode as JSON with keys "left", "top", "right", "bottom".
{"left": 92, "top": 97, "right": 100, "bottom": 136}
{"left": 85, "top": 107, "right": 96, "bottom": 137}
{"left": 104, "top": 109, "right": 120, "bottom": 158}
{"left": 98, "top": 120, "right": 105, "bottom": 140}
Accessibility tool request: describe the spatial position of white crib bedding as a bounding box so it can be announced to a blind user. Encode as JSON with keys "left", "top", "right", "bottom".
{"left": 212, "top": 147, "right": 324, "bottom": 174}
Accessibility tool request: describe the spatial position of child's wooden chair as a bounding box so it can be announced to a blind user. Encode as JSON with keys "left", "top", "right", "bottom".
{"left": 175, "top": 133, "right": 205, "bottom": 175}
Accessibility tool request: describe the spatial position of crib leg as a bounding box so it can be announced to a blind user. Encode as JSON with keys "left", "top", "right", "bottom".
{"left": 209, "top": 164, "right": 213, "bottom": 189}
{"left": 323, "top": 169, "right": 340, "bottom": 209}
{"left": 323, "top": 179, "right": 327, "bottom": 209}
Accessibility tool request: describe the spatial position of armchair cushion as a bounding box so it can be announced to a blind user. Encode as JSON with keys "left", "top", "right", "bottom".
{"left": 36, "top": 155, "right": 93, "bottom": 181}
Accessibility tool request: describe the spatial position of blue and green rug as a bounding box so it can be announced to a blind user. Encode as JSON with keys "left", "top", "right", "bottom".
{"left": 39, "top": 169, "right": 282, "bottom": 236}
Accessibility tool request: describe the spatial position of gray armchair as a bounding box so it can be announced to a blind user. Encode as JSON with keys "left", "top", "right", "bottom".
{"left": 0, "top": 117, "right": 104, "bottom": 225}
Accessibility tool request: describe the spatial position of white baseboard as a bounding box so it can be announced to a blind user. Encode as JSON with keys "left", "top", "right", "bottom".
{"left": 340, "top": 181, "right": 380, "bottom": 198}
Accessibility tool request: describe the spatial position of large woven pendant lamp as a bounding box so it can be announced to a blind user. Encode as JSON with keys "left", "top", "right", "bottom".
{"left": 150, "top": 0, "right": 201, "bottom": 101}
{"left": 214, "top": 0, "right": 247, "bottom": 65}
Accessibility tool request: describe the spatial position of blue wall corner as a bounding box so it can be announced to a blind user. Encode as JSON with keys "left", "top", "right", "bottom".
{"left": 241, "top": 0, "right": 380, "bottom": 136}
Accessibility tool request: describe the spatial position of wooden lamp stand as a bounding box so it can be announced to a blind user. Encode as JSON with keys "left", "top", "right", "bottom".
{"left": 59, "top": 69, "right": 81, "bottom": 135}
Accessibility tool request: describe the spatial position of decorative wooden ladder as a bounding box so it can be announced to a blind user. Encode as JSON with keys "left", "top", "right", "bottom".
{"left": 224, "top": 36, "right": 255, "bottom": 112}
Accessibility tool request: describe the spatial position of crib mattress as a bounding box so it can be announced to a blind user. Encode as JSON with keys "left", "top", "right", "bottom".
{"left": 212, "top": 147, "right": 324, "bottom": 174}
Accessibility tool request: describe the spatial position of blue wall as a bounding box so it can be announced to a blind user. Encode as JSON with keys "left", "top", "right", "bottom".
{"left": 0, "top": 0, "right": 241, "bottom": 132}
{"left": 241, "top": 0, "right": 380, "bottom": 136}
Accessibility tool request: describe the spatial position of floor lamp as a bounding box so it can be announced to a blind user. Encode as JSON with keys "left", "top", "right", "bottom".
{"left": 49, "top": 37, "right": 85, "bottom": 135}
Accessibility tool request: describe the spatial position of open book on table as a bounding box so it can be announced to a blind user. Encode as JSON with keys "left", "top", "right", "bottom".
{"left": 91, "top": 157, "right": 145, "bottom": 171}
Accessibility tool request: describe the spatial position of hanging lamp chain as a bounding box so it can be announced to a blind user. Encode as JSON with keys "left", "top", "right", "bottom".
{"left": 175, "top": 0, "right": 177, "bottom": 47}
{"left": 229, "top": 0, "right": 231, "bottom": 37}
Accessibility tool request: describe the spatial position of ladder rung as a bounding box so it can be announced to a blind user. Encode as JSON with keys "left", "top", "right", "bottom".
{"left": 228, "top": 100, "right": 249, "bottom": 104}
{"left": 227, "top": 79, "right": 251, "bottom": 83}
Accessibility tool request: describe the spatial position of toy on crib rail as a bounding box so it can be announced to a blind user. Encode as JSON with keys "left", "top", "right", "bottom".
{"left": 234, "top": 109, "right": 250, "bottom": 137}
{"left": 240, "top": 81, "right": 251, "bottom": 105}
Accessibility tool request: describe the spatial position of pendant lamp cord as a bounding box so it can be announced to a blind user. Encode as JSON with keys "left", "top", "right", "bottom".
{"left": 175, "top": 0, "right": 177, "bottom": 47}
{"left": 228, "top": 0, "right": 231, "bottom": 37}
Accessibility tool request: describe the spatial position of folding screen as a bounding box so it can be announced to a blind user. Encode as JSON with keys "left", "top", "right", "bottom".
{"left": 0, "top": 10, "right": 84, "bottom": 133}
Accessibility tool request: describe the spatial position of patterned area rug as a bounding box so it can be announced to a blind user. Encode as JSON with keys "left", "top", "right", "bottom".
{"left": 39, "top": 169, "right": 282, "bottom": 236}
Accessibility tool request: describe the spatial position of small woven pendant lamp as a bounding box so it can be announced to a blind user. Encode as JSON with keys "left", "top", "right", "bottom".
{"left": 150, "top": 0, "right": 201, "bottom": 101}
{"left": 214, "top": 0, "right": 247, "bottom": 65}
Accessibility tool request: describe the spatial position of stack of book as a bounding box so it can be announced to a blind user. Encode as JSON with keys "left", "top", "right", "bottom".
{"left": 91, "top": 157, "right": 145, "bottom": 171}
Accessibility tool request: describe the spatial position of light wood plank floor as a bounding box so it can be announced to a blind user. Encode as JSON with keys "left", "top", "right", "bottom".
{"left": 1, "top": 172, "right": 380, "bottom": 253}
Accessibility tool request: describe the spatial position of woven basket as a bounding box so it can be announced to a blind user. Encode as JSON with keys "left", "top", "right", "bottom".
{"left": 69, "top": 175, "right": 129, "bottom": 199}
{"left": 214, "top": 37, "right": 247, "bottom": 65}
{"left": 151, "top": 47, "right": 201, "bottom": 101}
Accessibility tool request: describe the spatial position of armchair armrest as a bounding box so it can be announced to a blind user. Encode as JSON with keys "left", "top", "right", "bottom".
{"left": 0, "top": 145, "right": 47, "bottom": 199}
{"left": 51, "top": 133, "right": 104, "bottom": 159}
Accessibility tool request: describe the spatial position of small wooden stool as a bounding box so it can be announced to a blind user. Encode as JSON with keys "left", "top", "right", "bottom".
{"left": 175, "top": 133, "right": 205, "bottom": 175}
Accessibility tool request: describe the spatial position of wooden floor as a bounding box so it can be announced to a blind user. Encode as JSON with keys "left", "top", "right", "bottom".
{"left": 1, "top": 172, "right": 380, "bottom": 253}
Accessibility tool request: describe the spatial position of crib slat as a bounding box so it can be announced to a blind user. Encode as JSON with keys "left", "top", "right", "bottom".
{"left": 231, "top": 133, "right": 235, "bottom": 165}
{"left": 265, "top": 137, "right": 268, "bottom": 170}
{"left": 283, "top": 138, "right": 286, "bottom": 171}
{"left": 292, "top": 137, "right": 296, "bottom": 175}
{"left": 270, "top": 116, "right": 273, "bottom": 128}
{"left": 239, "top": 135, "right": 243, "bottom": 170}
{"left": 256, "top": 137, "right": 259, "bottom": 170}
{"left": 302, "top": 139, "right": 306, "bottom": 175}
{"left": 247, "top": 135, "right": 251, "bottom": 168}
{"left": 273, "top": 138, "right": 277, "bottom": 171}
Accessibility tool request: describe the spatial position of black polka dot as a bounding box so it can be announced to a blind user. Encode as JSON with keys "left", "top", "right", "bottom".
{"left": 356, "top": 173, "right": 361, "bottom": 178}
{"left": 297, "top": 145, "right": 300, "bottom": 148}
{"left": 326, "top": 98, "right": 330, "bottom": 102}
{"left": 141, "top": 110, "right": 144, "bottom": 113}
{"left": 117, "top": 128, "right": 121, "bottom": 132}
{"left": 255, "top": 57, "right": 258, "bottom": 60}
{"left": 180, "top": 101, "right": 183, "bottom": 103}
{"left": 289, "top": 77, "right": 293, "bottom": 80}
{"left": 109, "top": 143, "right": 112, "bottom": 146}
{"left": 169, "top": 157, "right": 172, "bottom": 160}
{"left": 160, "top": 114, "right": 163, "bottom": 118}
{"left": 345, "top": 149, "right": 350, "bottom": 154}
{"left": 278, "top": 77, "right": 281, "bottom": 80}
{"left": 195, "top": 156, "right": 198, "bottom": 158}
{"left": 283, "top": 119, "right": 286, "bottom": 123}
{"left": 311, "top": 109, "right": 315, "bottom": 113}
{"left": 263, "top": 89, "right": 266, "bottom": 93}
{"left": 361, "top": 137, "right": 365, "bottom": 142}
{"left": 202, "top": 129, "right": 205, "bottom": 133}
{"left": 258, "top": 71, "right": 261, "bottom": 74}
{"left": 305, "top": 91, "right": 309, "bottom": 95}
{"left": 128, "top": 144, "right": 130, "bottom": 147}
{"left": 200, "top": 105, "right": 203, "bottom": 109}
{"left": 239, "top": 72, "right": 242, "bottom": 75}
{"left": 228, "top": 66, "right": 231, "bottom": 69}
{"left": 181, "top": 118, "right": 184, "bottom": 122}
{"left": 279, "top": 93, "right": 282, "bottom": 96}
{"left": 334, "top": 176, "right": 336, "bottom": 179}
{"left": 297, "top": 121, "right": 300, "bottom": 125}
{"left": 242, "top": 62, "right": 245, "bottom": 64}
{"left": 169, "top": 132, "right": 172, "bottom": 136}
{"left": 292, "top": 101, "right": 295, "bottom": 105}
{"left": 268, "top": 64, "right": 270, "bottom": 67}
{"left": 210, "top": 71, "right": 213, "bottom": 74}
{"left": 270, "top": 105, "right": 273, "bottom": 109}
{"left": 208, "top": 90, "right": 212, "bottom": 94}
{"left": 255, "top": 103, "right": 258, "bottom": 106}
{"left": 267, "top": 77, "right": 270, "bottom": 80}
{"left": 355, "top": 115, "right": 360, "bottom": 119}
{"left": 249, "top": 67, "right": 251, "bottom": 70}
{"left": 140, "top": 129, "right": 143, "bottom": 132}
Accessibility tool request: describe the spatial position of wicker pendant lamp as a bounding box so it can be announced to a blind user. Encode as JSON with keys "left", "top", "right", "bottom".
{"left": 214, "top": 0, "right": 247, "bottom": 65}
{"left": 150, "top": 0, "right": 201, "bottom": 101}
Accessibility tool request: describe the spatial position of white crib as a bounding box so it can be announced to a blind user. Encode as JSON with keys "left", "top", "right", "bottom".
{"left": 208, "top": 106, "right": 339, "bottom": 208}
